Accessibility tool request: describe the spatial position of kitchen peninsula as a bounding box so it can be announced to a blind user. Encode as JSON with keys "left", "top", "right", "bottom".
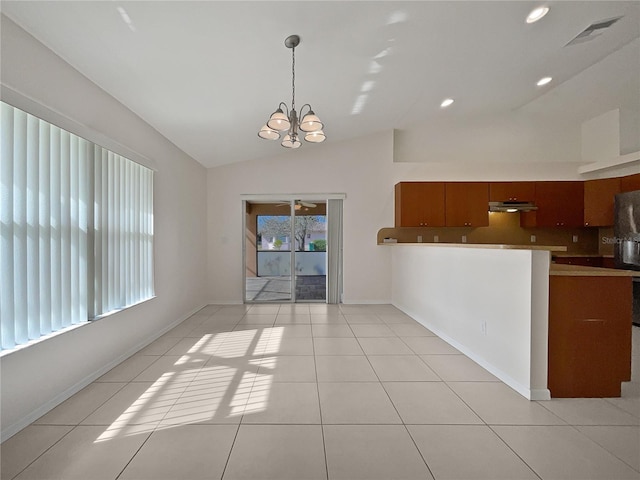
{"left": 384, "top": 243, "right": 635, "bottom": 400}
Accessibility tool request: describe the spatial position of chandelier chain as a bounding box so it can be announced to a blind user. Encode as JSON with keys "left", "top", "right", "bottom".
{"left": 291, "top": 46, "right": 296, "bottom": 111}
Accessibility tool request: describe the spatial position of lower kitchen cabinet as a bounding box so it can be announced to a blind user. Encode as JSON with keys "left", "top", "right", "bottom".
{"left": 548, "top": 275, "right": 632, "bottom": 397}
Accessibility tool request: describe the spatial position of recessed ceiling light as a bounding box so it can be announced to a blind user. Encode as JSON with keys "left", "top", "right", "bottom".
{"left": 536, "top": 76, "right": 552, "bottom": 86}
{"left": 526, "top": 6, "right": 550, "bottom": 24}
{"left": 440, "top": 98, "right": 454, "bottom": 108}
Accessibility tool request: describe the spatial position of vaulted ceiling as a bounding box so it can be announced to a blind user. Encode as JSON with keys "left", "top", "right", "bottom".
{"left": 2, "top": 1, "right": 639, "bottom": 168}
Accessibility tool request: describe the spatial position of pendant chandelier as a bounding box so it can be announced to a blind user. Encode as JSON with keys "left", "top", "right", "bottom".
{"left": 258, "top": 35, "right": 326, "bottom": 148}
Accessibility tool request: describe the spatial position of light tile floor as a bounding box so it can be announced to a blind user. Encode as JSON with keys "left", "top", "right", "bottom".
{"left": 3, "top": 304, "right": 639, "bottom": 480}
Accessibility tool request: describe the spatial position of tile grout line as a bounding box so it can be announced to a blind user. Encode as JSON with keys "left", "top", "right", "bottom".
{"left": 211, "top": 308, "right": 268, "bottom": 480}
{"left": 7, "top": 425, "right": 76, "bottom": 480}
{"left": 219, "top": 423, "right": 243, "bottom": 480}
{"left": 352, "top": 313, "right": 439, "bottom": 477}
{"left": 113, "top": 430, "right": 155, "bottom": 480}
{"left": 310, "top": 313, "right": 330, "bottom": 480}
{"left": 484, "top": 424, "right": 544, "bottom": 480}
{"left": 382, "top": 316, "right": 547, "bottom": 480}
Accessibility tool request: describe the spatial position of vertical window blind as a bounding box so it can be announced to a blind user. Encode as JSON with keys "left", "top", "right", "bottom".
{"left": 0, "top": 101, "right": 154, "bottom": 351}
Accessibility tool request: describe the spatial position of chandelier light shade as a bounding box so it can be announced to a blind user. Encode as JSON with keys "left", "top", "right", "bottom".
{"left": 258, "top": 124, "right": 280, "bottom": 140}
{"left": 258, "top": 34, "right": 326, "bottom": 148}
{"left": 281, "top": 134, "right": 301, "bottom": 149}
{"left": 267, "top": 108, "right": 290, "bottom": 131}
{"left": 304, "top": 130, "right": 326, "bottom": 143}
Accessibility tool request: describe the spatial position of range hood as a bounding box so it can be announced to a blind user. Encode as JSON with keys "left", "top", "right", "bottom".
{"left": 488, "top": 201, "right": 537, "bottom": 213}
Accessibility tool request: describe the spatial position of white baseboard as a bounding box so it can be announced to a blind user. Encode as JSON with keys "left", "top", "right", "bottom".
{"left": 342, "top": 299, "right": 392, "bottom": 305}
{"left": 393, "top": 302, "right": 550, "bottom": 401}
{"left": 1, "top": 304, "right": 206, "bottom": 443}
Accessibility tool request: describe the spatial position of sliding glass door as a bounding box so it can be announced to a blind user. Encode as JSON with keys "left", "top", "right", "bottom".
{"left": 243, "top": 199, "right": 328, "bottom": 303}
{"left": 293, "top": 202, "right": 326, "bottom": 301}
{"left": 245, "top": 200, "right": 293, "bottom": 302}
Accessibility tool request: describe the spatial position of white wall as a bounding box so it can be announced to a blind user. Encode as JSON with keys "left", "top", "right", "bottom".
{"left": 207, "top": 131, "right": 396, "bottom": 304}
{"left": 0, "top": 16, "right": 208, "bottom": 441}
{"left": 391, "top": 245, "right": 551, "bottom": 400}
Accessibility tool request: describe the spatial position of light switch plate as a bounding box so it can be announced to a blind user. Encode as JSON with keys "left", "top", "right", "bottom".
{"left": 573, "top": 235, "right": 578, "bottom": 243}
{"left": 433, "top": 235, "right": 439, "bottom": 243}
{"left": 462, "top": 235, "right": 467, "bottom": 243}
{"left": 417, "top": 235, "right": 423, "bottom": 243}
{"left": 530, "top": 235, "right": 536, "bottom": 243}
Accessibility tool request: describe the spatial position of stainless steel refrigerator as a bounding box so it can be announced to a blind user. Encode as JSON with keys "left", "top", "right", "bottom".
{"left": 614, "top": 189, "right": 640, "bottom": 326}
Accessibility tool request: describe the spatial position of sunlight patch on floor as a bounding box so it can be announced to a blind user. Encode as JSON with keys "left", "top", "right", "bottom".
{"left": 95, "top": 327, "right": 277, "bottom": 442}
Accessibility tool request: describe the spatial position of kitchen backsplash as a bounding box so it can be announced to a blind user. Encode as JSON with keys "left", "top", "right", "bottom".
{"left": 378, "top": 211, "right": 600, "bottom": 254}
{"left": 598, "top": 227, "right": 615, "bottom": 257}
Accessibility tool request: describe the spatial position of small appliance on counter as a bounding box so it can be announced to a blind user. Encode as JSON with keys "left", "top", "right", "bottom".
{"left": 614, "top": 190, "right": 640, "bottom": 326}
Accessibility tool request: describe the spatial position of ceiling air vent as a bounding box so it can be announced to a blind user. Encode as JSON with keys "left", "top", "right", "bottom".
{"left": 565, "top": 16, "right": 623, "bottom": 46}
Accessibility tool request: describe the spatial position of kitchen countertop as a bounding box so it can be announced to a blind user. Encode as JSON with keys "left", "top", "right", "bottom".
{"left": 550, "top": 263, "right": 640, "bottom": 277}
{"left": 381, "top": 243, "right": 637, "bottom": 275}
{"left": 379, "top": 242, "right": 567, "bottom": 252}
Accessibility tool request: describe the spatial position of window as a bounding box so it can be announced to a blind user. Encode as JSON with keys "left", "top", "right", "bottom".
{"left": 0, "top": 102, "right": 154, "bottom": 351}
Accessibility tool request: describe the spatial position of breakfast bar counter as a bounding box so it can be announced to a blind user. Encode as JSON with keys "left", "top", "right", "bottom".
{"left": 385, "top": 243, "right": 634, "bottom": 400}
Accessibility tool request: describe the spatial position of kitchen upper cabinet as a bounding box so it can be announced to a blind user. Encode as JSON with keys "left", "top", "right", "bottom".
{"left": 445, "top": 182, "right": 489, "bottom": 227}
{"left": 489, "top": 182, "right": 535, "bottom": 202}
{"left": 395, "top": 182, "right": 446, "bottom": 227}
{"left": 620, "top": 173, "right": 640, "bottom": 192}
{"left": 583, "top": 177, "right": 620, "bottom": 227}
{"left": 524, "top": 181, "right": 584, "bottom": 228}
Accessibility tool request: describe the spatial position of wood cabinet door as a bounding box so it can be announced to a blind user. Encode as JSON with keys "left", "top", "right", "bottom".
{"left": 548, "top": 276, "right": 631, "bottom": 397}
{"left": 534, "top": 181, "right": 584, "bottom": 227}
{"left": 584, "top": 177, "right": 620, "bottom": 227}
{"left": 395, "top": 183, "right": 424, "bottom": 227}
{"left": 489, "top": 182, "right": 535, "bottom": 202}
{"left": 395, "top": 182, "right": 445, "bottom": 227}
{"left": 620, "top": 173, "right": 640, "bottom": 192}
{"left": 445, "top": 182, "right": 489, "bottom": 227}
{"left": 418, "top": 183, "right": 446, "bottom": 226}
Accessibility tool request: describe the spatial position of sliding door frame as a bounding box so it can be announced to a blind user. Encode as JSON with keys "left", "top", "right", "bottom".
{"left": 241, "top": 193, "right": 345, "bottom": 304}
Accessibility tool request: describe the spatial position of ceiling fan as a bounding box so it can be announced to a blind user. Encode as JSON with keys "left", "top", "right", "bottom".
{"left": 275, "top": 200, "right": 317, "bottom": 210}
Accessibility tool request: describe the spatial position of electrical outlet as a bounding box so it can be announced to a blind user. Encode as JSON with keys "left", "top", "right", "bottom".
{"left": 462, "top": 235, "right": 467, "bottom": 243}
{"left": 433, "top": 235, "right": 439, "bottom": 243}
{"left": 417, "top": 235, "right": 423, "bottom": 243}
{"left": 530, "top": 235, "right": 536, "bottom": 243}
{"left": 573, "top": 235, "right": 578, "bottom": 243}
